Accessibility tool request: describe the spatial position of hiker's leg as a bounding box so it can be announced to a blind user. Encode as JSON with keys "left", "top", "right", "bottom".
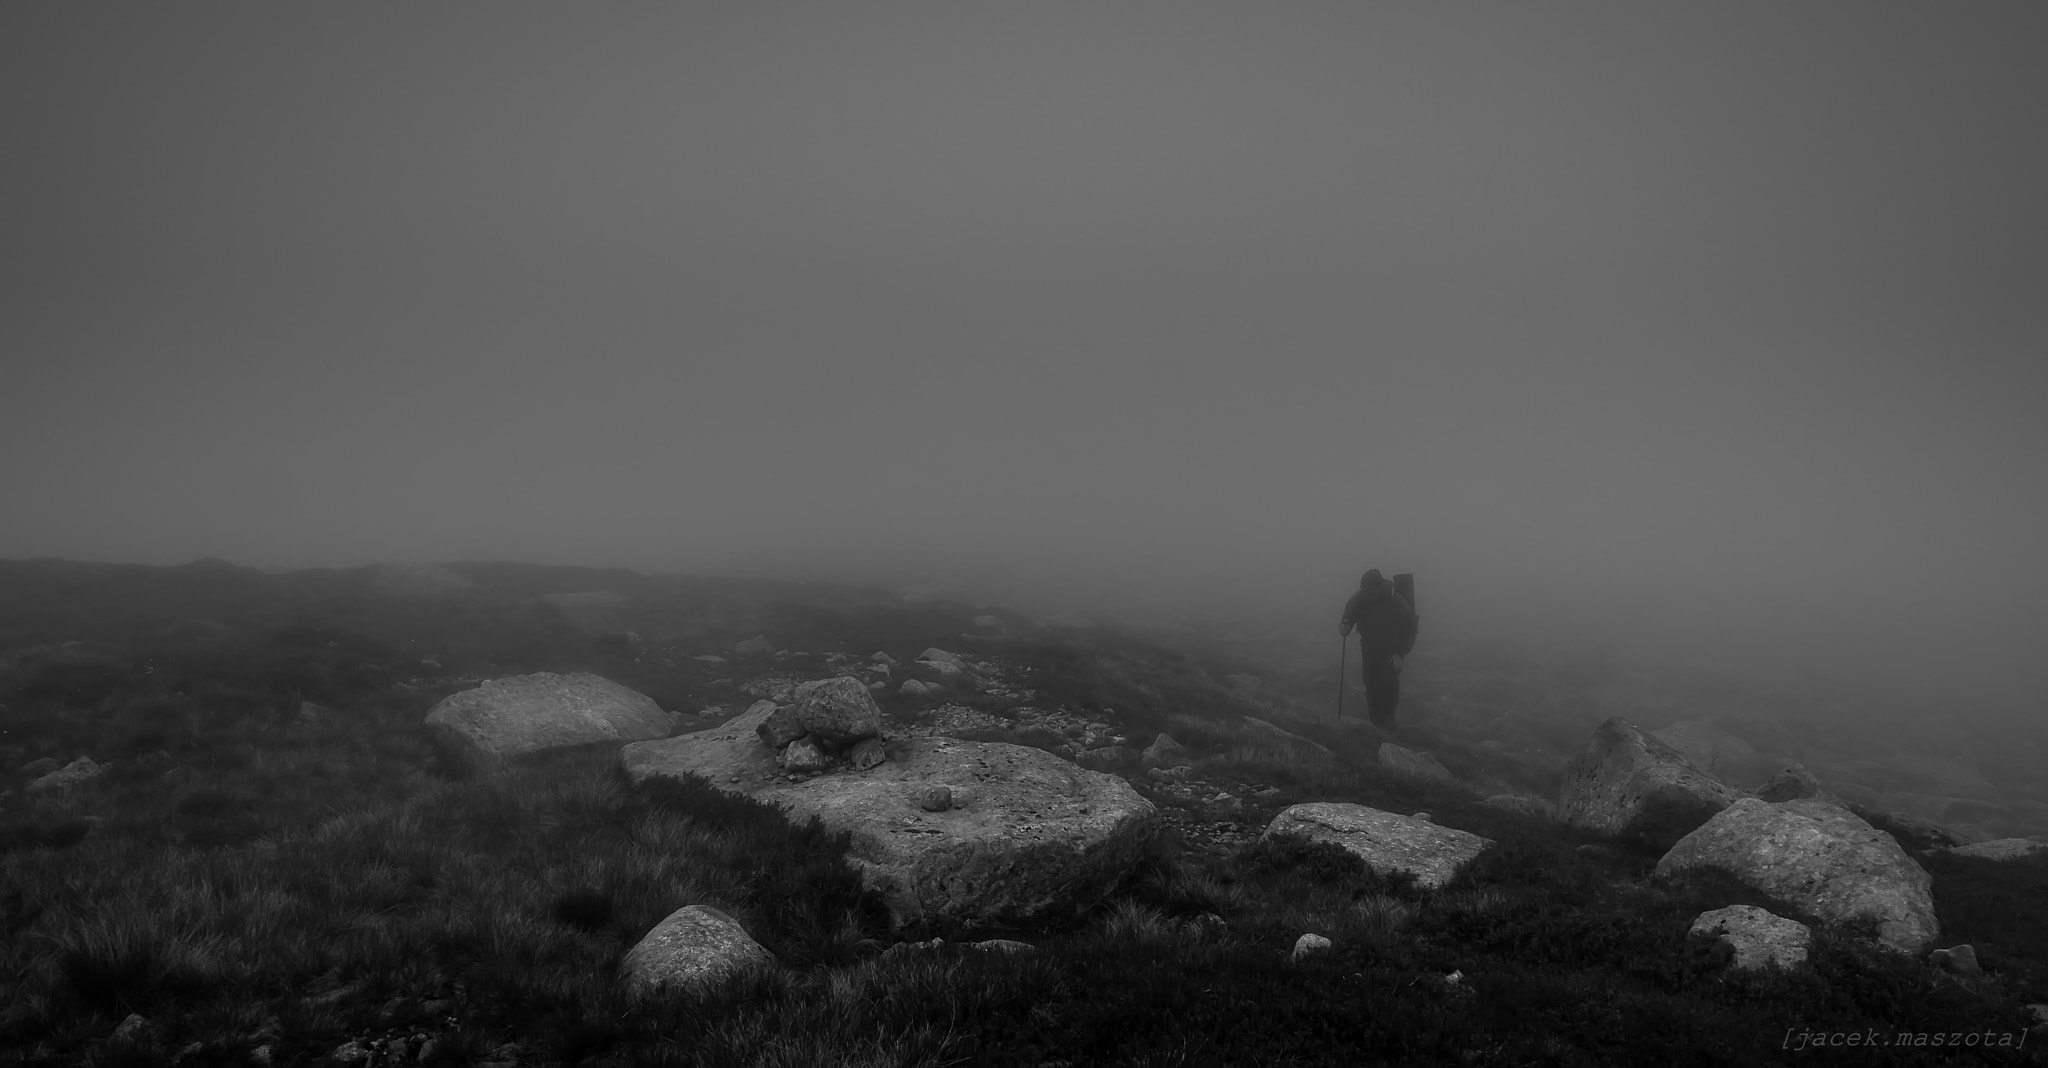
{"left": 1364, "top": 655, "right": 1393, "bottom": 727}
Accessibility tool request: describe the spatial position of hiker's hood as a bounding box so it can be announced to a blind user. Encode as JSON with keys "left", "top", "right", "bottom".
{"left": 1360, "top": 569, "right": 1387, "bottom": 593}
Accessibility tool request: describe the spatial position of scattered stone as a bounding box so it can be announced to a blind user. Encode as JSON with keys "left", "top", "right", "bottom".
{"left": 881, "top": 937, "right": 945, "bottom": 960}
{"left": 1146, "top": 766, "right": 1192, "bottom": 784}
{"left": 693, "top": 654, "right": 727, "bottom": 664}
{"left": 1208, "top": 792, "right": 1243, "bottom": 814}
{"left": 26, "top": 756, "right": 103, "bottom": 793}
{"left": 1947, "top": 838, "right": 2048, "bottom": 861}
{"left": 1292, "top": 933, "right": 1331, "bottom": 961}
{"left": 621, "top": 905, "right": 777, "bottom": 998}
{"left": 870, "top": 652, "right": 896, "bottom": 664}
{"left": 110, "top": 1013, "right": 155, "bottom": 1044}
{"left": 1265, "top": 802, "right": 1492, "bottom": 889}
{"left": 919, "top": 785, "right": 953, "bottom": 812}
{"left": 1689, "top": 905, "right": 1811, "bottom": 971}
{"left": 1558, "top": 717, "right": 1743, "bottom": 849}
{"left": 250, "top": 1045, "right": 274, "bottom": 1066}
{"left": 329, "top": 1040, "right": 370, "bottom": 1064}
{"left": 779, "top": 737, "right": 832, "bottom": 773}
{"left": 969, "top": 939, "right": 1033, "bottom": 954}
{"left": 1656, "top": 798, "right": 1939, "bottom": 955}
{"left": 1379, "top": 743, "right": 1452, "bottom": 781}
{"left": 755, "top": 704, "right": 805, "bottom": 749}
{"left": 1142, "top": 733, "right": 1192, "bottom": 768}
{"left": 734, "top": 636, "right": 778, "bottom": 657}
{"left": 1242, "top": 716, "right": 1334, "bottom": 756}
{"left": 972, "top": 615, "right": 1005, "bottom": 631}
{"left": 900, "top": 679, "right": 937, "bottom": 697}
{"left": 422, "top": 673, "right": 673, "bottom": 767}
{"left": 1930, "top": 944, "right": 1981, "bottom": 975}
{"left": 847, "top": 737, "right": 889, "bottom": 771}
{"left": 789, "top": 677, "right": 884, "bottom": 746}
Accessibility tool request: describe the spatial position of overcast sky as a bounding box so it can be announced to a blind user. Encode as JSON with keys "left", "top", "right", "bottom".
{"left": 5, "top": 3, "right": 2045, "bottom": 712}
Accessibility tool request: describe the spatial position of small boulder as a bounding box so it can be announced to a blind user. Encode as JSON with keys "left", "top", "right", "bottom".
{"left": 18, "top": 757, "right": 59, "bottom": 777}
{"left": 27, "top": 756, "right": 103, "bottom": 793}
{"left": 1291, "top": 933, "right": 1331, "bottom": 961}
{"left": 621, "top": 905, "right": 777, "bottom": 998}
{"left": 971, "top": 615, "right": 1005, "bottom": 632}
{"left": 919, "top": 785, "right": 953, "bottom": 812}
{"left": 900, "top": 679, "right": 937, "bottom": 697}
{"left": 847, "top": 737, "right": 889, "bottom": 771}
{"left": 789, "top": 677, "right": 883, "bottom": 746}
{"left": 110, "top": 1013, "right": 157, "bottom": 1045}
{"left": 755, "top": 705, "right": 805, "bottom": 749}
{"left": 1142, "top": 733, "right": 1193, "bottom": 769}
{"left": 1559, "top": 717, "right": 1743, "bottom": 849}
{"left": 779, "top": 737, "right": 832, "bottom": 773}
{"left": 1655, "top": 798, "right": 1938, "bottom": 955}
{"left": 969, "top": 938, "right": 1033, "bottom": 954}
{"left": 734, "top": 636, "right": 778, "bottom": 657}
{"left": 1689, "top": 905, "right": 1810, "bottom": 971}
{"left": 1930, "top": 944, "right": 1981, "bottom": 975}
{"left": 1265, "top": 802, "right": 1492, "bottom": 889}
{"left": 1378, "top": 743, "right": 1452, "bottom": 781}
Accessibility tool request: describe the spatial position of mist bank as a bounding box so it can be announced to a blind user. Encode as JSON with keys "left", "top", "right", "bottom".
{"left": 701, "top": 546, "right": 2042, "bottom": 724}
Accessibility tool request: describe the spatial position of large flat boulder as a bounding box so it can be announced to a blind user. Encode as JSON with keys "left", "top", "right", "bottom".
{"left": 1559, "top": 717, "right": 1743, "bottom": 849}
{"left": 424, "top": 672, "right": 675, "bottom": 766}
{"left": 620, "top": 705, "right": 1158, "bottom": 928}
{"left": 1655, "top": 798, "right": 1939, "bottom": 955}
{"left": 1264, "top": 802, "right": 1491, "bottom": 889}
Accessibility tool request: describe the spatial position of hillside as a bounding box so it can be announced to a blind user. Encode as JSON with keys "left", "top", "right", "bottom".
{"left": 1, "top": 558, "right": 2044, "bottom": 1067}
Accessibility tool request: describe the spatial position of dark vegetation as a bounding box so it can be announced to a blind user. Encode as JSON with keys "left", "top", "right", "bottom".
{"left": 0, "top": 558, "right": 2042, "bottom": 1066}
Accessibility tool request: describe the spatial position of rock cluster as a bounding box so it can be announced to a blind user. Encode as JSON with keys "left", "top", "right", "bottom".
{"left": 748, "top": 679, "right": 889, "bottom": 776}
{"left": 1656, "top": 797, "right": 1939, "bottom": 955}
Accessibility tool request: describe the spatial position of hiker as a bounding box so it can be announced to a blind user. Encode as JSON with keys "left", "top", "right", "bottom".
{"left": 1338, "top": 569, "right": 1419, "bottom": 728}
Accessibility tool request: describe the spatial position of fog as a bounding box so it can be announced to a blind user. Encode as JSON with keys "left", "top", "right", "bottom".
{"left": 5, "top": 4, "right": 2045, "bottom": 718}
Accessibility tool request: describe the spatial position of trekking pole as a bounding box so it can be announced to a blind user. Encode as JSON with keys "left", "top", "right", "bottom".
{"left": 1335, "top": 638, "right": 1346, "bottom": 722}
